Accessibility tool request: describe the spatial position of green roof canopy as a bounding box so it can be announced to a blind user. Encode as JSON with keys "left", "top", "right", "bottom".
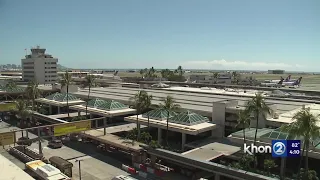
{"left": 231, "top": 128, "right": 274, "bottom": 139}
{"left": 45, "top": 93, "right": 79, "bottom": 102}
{"left": 87, "top": 98, "right": 128, "bottom": 111}
{"left": 169, "top": 110, "right": 209, "bottom": 126}
{"left": 87, "top": 98, "right": 107, "bottom": 108}
{"left": 142, "top": 109, "right": 177, "bottom": 120}
{"left": 0, "top": 85, "right": 25, "bottom": 93}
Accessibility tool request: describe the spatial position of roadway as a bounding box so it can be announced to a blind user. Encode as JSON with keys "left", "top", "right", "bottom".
{"left": 71, "top": 87, "right": 312, "bottom": 116}
{"left": 0, "top": 121, "right": 132, "bottom": 180}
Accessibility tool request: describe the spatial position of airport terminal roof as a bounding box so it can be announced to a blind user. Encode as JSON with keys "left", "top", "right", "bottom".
{"left": 0, "top": 85, "right": 25, "bottom": 93}
{"left": 230, "top": 128, "right": 274, "bottom": 140}
{"left": 267, "top": 104, "right": 320, "bottom": 126}
{"left": 71, "top": 87, "right": 312, "bottom": 117}
{"left": 142, "top": 109, "right": 177, "bottom": 120}
{"left": 87, "top": 98, "right": 128, "bottom": 110}
{"left": 70, "top": 99, "right": 135, "bottom": 117}
{"left": 169, "top": 110, "right": 209, "bottom": 126}
{"left": 182, "top": 142, "right": 241, "bottom": 161}
{"left": 125, "top": 114, "right": 216, "bottom": 135}
{"left": 36, "top": 92, "right": 85, "bottom": 106}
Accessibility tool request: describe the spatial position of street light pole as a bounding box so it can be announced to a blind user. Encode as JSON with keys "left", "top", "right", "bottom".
{"left": 75, "top": 159, "right": 83, "bottom": 180}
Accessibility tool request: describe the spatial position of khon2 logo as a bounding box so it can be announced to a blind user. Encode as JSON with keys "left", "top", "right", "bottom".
{"left": 243, "top": 140, "right": 301, "bottom": 157}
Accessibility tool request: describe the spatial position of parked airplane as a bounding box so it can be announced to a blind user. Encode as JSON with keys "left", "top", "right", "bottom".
{"left": 151, "top": 82, "right": 170, "bottom": 88}
{"left": 282, "top": 77, "right": 302, "bottom": 88}
{"left": 260, "top": 77, "right": 284, "bottom": 87}
{"left": 264, "top": 75, "right": 289, "bottom": 83}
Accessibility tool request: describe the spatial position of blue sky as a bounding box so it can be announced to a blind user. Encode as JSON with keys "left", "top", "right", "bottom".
{"left": 0, "top": 0, "right": 319, "bottom": 71}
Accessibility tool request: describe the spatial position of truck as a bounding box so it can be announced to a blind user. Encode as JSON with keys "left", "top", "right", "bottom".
{"left": 25, "top": 160, "right": 71, "bottom": 180}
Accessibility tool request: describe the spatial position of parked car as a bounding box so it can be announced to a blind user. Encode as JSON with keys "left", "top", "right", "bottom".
{"left": 48, "top": 139, "right": 63, "bottom": 149}
{"left": 17, "top": 137, "right": 32, "bottom": 146}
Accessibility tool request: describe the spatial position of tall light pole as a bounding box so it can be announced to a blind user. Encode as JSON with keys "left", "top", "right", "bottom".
{"left": 75, "top": 159, "right": 83, "bottom": 180}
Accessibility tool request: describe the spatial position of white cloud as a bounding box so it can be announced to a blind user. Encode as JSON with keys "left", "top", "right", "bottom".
{"left": 182, "top": 59, "right": 304, "bottom": 70}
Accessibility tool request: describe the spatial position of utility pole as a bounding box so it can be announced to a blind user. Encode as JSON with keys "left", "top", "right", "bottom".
{"left": 75, "top": 159, "right": 83, "bottom": 180}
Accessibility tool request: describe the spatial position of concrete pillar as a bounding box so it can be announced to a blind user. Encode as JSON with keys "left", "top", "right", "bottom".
{"left": 181, "top": 133, "right": 186, "bottom": 151}
{"left": 103, "top": 117, "right": 107, "bottom": 135}
{"left": 38, "top": 128, "right": 42, "bottom": 155}
{"left": 57, "top": 106, "right": 61, "bottom": 114}
{"left": 157, "top": 128, "right": 162, "bottom": 144}
{"left": 212, "top": 102, "right": 226, "bottom": 138}
{"left": 215, "top": 173, "right": 220, "bottom": 180}
{"left": 49, "top": 105, "right": 52, "bottom": 115}
{"left": 95, "top": 119, "right": 98, "bottom": 128}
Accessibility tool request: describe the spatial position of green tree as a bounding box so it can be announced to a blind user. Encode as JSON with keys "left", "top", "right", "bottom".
{"left": 13, "top": 100, "right": 31, "bottom": 128}
{"left": 25, "top": 80, "right": 41, "bottom": 111}
{"left": 60, "top": 71, "right": 72, "bottom": 117}
{"left": 246, "top": 93, "right": 272, "bottom": 167}
{"left": 232, "top": 71, "right": 238, "bottom": 84}
{"left": 140, "top": 131, "right": 152, "bottom": 144}
{"left": 83, "top": 74, "right": 96, "bottom": 116}
{"left": 175, "top": 66, "right": 183, "bottom": 77}
{"left": 129, "top": 91, "right": 153, "bottom": 140}
{"left": 159, "top": 96, "right": 180, "bottom": 146}
{"left": 236, "top": 110, "right": 251, "bottom": 144}
{"left": 5, "top": 80, "right": 17, "bottom": 90}
{"left": 213, "top": 72, "right": 220, "bottom": 84}
{"left": 264, "top": 159, "right": 277, "bottom": 175}
{"left": 296, "top": 169, "right": 319, "bottom": 180}
{"left": 281, "top": 107, "right": 320, "bottom": 179}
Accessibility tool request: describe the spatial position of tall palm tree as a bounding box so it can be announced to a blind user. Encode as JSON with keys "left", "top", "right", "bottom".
{"left": 175, "top": 66, "right": 183, "bottom": 77}
{"left": 13, "top": 100, "right": 30, "bottom": 128}
{"left": 5, "top": 80, "right": 17, "bottom": 90}
{"left": 281, "top": 107, "right": 320, "bottom": 179}
{"left": 129, "top": 91, "right": 153, "bottom": 140}
{"left": 213, "top": 72, "right": 220, "bottom": 84}
{"left": 236, "top": 110, "right": 251, "bottom": 144}
{"left": 25, "top": 80, "right": 40, "bottom": 111}
{"left": 83, "top": 74, "right": 96, "bottom": 116}
{"left": 60, "top": 71, "right": 72, "bottom": 117}
{"left": 246, "top": 93, "right": 272, "bottom": 167}
{"left": 159, "top": 96, "right": 180, "bottom": 146}
{"left": 232, "top": 71, "right": 238, "bottom": 84}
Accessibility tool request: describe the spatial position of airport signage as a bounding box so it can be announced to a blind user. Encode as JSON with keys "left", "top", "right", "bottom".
{"left": 54, "top": 121, "right": 91, "bottom": 136}
{"left": 243, "top": 140, "right": 301, "bottom": 157}
{"left": 0, "top": 132, "right": 15, "bottom": 146}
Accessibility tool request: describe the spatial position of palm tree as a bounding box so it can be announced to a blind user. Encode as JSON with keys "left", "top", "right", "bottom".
{"left": 236, "top": 110, "right": 251, "bottom": 144}
{"left": 13, "top": 100, "right": 30, "bottom": 128}
{"left": 281, "top": 107, "right": 320, "bottom": 179}
{"left": 83, "top": 74, "right": 96, "bottom": 116}
{"left": 25, "top": 80, "right": 40, "bottom": 111}
{"left": 213, "top": 72, "right": 220, "bottom": 84}
{"left": 129, "top": 91, "right": 153, "bottom": 140}
{"left": 246, "top": 93, "right": 272, "bottom": 167}
{"left": 159, "top": 96, "right": 180, "bottom": 146}
{"left": 5, "top": 80, "right": 17, "bottom": 90}
{"left": 60, "top": 71, "right": 72, "bottom": 117}
{"left": 232, "top": 71, "right": 238, "bottom": 84}
{"left": 175, "top": 66, "right": 183, "bottom": 77}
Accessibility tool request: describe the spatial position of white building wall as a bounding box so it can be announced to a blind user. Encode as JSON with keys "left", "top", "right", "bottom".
{"left": 21, "top": 47, "right": 58, "bottom": 84}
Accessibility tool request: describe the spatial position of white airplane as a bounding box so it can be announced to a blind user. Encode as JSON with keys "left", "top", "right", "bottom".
{"left": 282, "top": 77, "right": 302, "bottom": 88}
{"left": 151, "top": 82, "right": 170, "bottom": 88}
{"left": 260, "top": 77, "right": 285, "bottom": 87}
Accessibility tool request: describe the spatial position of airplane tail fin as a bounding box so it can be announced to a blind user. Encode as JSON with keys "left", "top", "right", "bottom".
{"left": 114, "top": 70, "right": 119, "bottom": 76}
{"left": 278, "top": 77, "right": 284, "bottom": 84}
{"left": 294, "top": 77, "right": 302, "bottom": 85}
{"left": 285, "top": 75, "right": 291, "bottom": 82}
